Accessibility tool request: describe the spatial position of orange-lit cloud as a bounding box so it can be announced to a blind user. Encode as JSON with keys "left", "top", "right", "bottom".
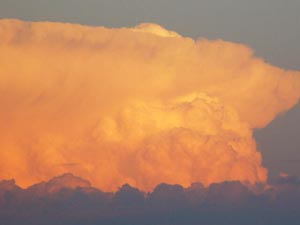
{"left": 0, "top": 19, "right": 299, "bottom": 191}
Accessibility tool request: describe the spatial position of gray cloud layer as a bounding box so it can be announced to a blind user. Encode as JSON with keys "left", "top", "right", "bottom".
{"left": 1, "top": 173, "right": 300, "bottom": 225}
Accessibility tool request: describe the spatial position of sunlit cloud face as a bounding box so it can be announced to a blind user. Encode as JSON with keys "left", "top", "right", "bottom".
{"left": 0, "top": 19, "right": 299, "bottom": 191}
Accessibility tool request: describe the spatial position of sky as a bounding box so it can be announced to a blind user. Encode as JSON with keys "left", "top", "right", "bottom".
{"left": 0, "top": 1, "right": 300, "bottom": 225}
{"left": 0, "top": 0, "right": 299, "bottom": 180}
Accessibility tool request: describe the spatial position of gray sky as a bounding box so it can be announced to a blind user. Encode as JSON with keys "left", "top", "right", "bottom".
{"left": 0, "top": 0, "right": 299, "bottom": 179}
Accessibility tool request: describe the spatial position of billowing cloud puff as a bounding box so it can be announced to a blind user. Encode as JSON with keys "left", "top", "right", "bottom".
{"left": 0, "top": 19, "right": 299, "bottom": 191}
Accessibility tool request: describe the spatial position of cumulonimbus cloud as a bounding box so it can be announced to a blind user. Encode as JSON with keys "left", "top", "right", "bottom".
{"left": 0, "top": 19, "right": 299, "bottom": 191}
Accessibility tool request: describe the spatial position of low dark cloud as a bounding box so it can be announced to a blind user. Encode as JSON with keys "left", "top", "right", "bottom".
{"left": 1, "top": 174, "right": 300, "bottom": 225}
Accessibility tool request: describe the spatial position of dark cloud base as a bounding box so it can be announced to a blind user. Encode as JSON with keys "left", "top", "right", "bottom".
{"left": 1, "top": 173, "right": 300, "bottom": 225}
